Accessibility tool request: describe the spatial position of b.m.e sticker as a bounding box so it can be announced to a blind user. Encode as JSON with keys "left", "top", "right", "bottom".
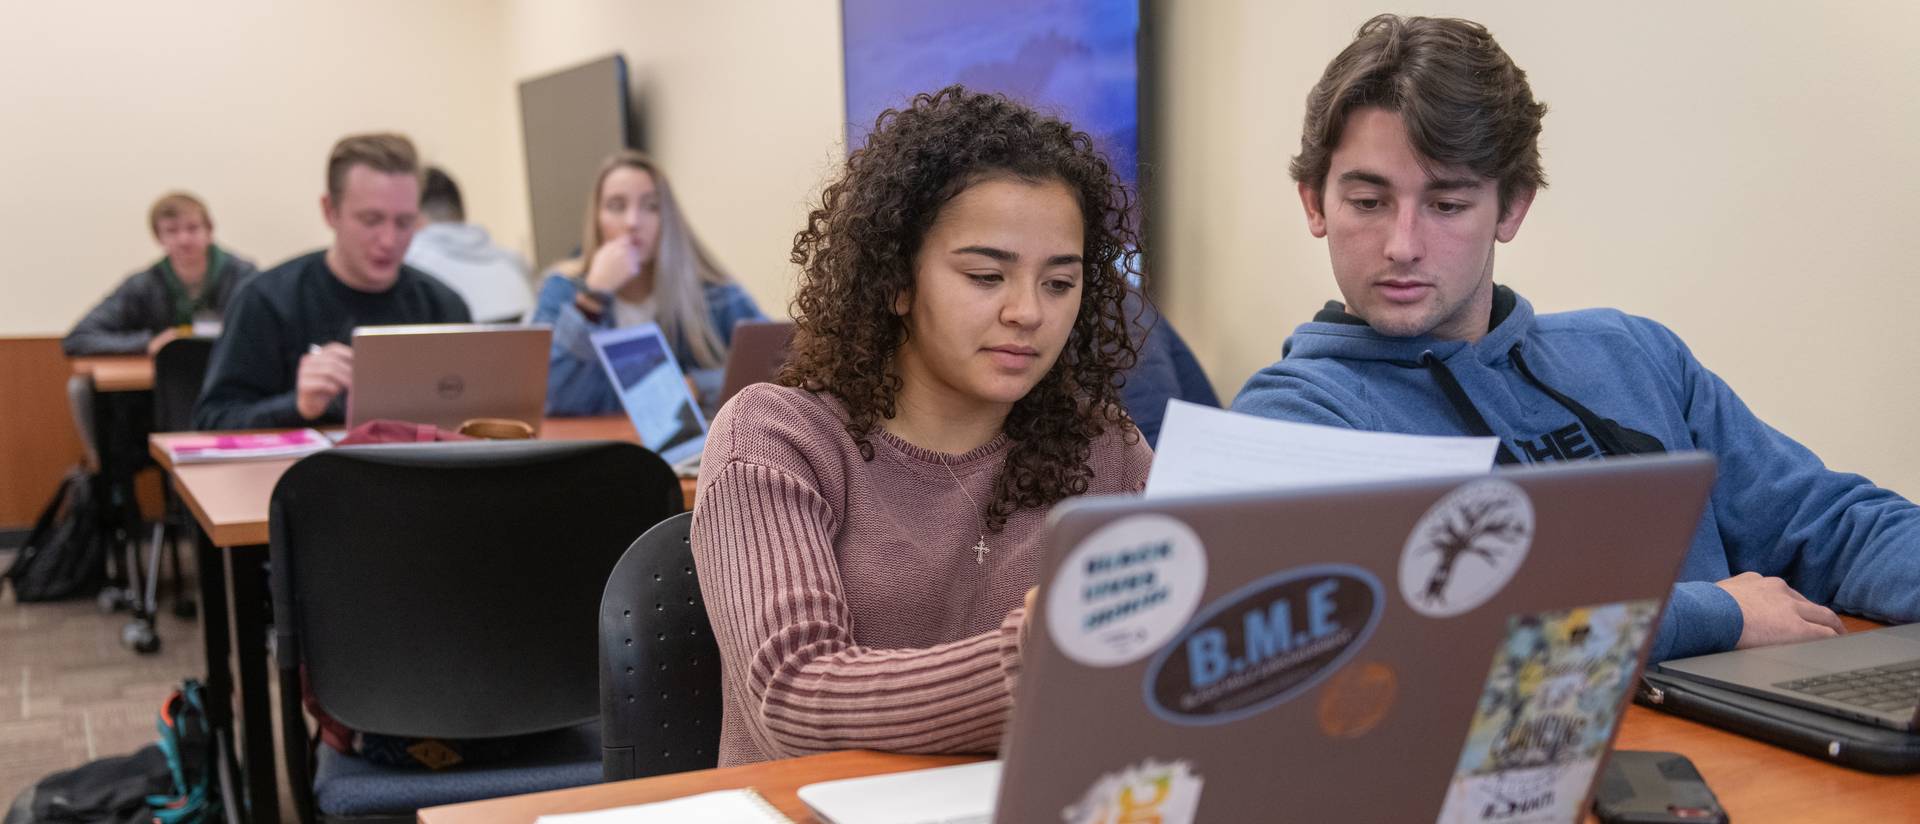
{"left": 1143, "top": 564, "right": 1382, "bottom": 725}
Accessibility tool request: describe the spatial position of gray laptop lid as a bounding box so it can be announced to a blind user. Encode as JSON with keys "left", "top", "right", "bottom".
{"left": 348, "top": 325, "right": 550, "bottom": 432}
{"left": 995, "top": 453, "right": 1716, "bottom": 823}
{"left": 716, "top": 320, "right": 795, "bottom": 413}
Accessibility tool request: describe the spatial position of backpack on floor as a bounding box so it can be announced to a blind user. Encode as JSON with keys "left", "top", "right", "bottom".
{"left": 148, "top": 680, "right": 218, "bottom": 824}
{"left": 0, "top": 681, "right": 218, "bottom": 824}
{"left": 3, "top": 468, "right": 112, "bottom": 602}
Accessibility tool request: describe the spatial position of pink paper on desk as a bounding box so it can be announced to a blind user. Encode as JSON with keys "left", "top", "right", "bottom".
{"left": 166, "top": 429, "right": 331, "bottom": 463}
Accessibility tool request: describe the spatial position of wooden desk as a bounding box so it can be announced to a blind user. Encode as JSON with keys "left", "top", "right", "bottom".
{"left": 419, "top": 619, "right": 1918, "bottom": 824}
{"left": 150, "top": 415, "right": 697, "bottom": 824}
{"left": 420, "top": 751, "right": 978, "bottom": 824}
{"left": 70, "top": 354, "right": 155, "bottom": 392}
{"left": 150, "top": 417, "right": 699, "bottom": 545}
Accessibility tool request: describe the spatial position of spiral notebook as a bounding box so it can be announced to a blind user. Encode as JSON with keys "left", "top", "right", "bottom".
{"left": 533, "top": 789, "right": 790, "bottom": 823}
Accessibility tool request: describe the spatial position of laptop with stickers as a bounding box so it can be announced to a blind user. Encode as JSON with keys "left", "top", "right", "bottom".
{"left": 990, "top": 453, "right": 1716, "bottom": 823}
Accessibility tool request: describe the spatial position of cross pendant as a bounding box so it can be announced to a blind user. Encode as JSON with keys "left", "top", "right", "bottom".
{"left": 973, "top": 536, "right": 990, "bottom": 565}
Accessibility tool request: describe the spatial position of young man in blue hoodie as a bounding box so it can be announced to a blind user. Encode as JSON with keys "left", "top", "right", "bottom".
{"left": 1233, "top": 14, "right": 1920, "bottom": 662}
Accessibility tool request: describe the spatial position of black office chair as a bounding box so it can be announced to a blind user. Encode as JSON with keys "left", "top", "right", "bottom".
{"left": 598, "top": 511, "right": 722, "bottom": 781}
{"left": 269, "top": 440, "right": 683, "bottom": 824}
{"left": 121, "top": 338, "right": 214, "bottom": 652}
{"left": 69, "top": 372, "right": 145, "bottom": 618}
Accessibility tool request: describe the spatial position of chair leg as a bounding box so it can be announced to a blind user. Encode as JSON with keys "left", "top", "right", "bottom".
{"left": 121, "top": 523, "right": 163, "bottom": 654}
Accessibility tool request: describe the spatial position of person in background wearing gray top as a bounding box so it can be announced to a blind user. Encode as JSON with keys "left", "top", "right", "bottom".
{"left": 403, "top": 166, "right": 533, "bottom": 323}
{"left": 63, "top": 192, "right": 259, "bottom": 356}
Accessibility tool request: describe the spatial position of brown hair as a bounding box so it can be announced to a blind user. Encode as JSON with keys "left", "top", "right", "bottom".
{"left": 556, "top": 150, "right": 735, "bottom": 369}
{"left": 783, "top": 85, "right": 1141, "bottom": 532}
{"left": 326, "top": 132, "right": 419, "bottom": 202}
{"left": 1292, "top": 14, "right": 1548, "bottom": 213}
{"left": 147, "top": 192, "right": 210, "bottom": 237}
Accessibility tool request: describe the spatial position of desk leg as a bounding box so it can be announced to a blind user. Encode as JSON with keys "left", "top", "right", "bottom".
{"left": 227, "top": 548, "right": 281, "bottom": 824}
{"left": 197, "top": 534, "right": 233, "bottom": 726}
{"left": 196, "top": 532, "right": 243, "bottom": 824}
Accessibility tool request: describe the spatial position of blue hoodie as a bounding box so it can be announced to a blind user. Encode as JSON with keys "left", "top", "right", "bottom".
{"left": 1233, "top": 286, "right": 1920, "bottom": 661}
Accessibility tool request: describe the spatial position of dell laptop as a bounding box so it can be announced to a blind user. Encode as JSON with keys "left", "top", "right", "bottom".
{"left": 348, "top": 324, "right": 550, "bottom": 433}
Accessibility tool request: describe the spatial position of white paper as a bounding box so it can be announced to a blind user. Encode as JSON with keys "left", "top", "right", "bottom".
{"left": 796, "top": 760, "right": 1001, "bottom": 824}
{"left": 1144, "top": 401, "right": 1499, "bottom": 497}
{"left": 535, "top": 789, "right": 790, "bottom": 824}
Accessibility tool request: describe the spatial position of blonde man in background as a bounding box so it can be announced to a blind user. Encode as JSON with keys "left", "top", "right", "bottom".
{"left": 195, "top": 133, "right": 470, "bottom": 430}
{"left": 63, "top": 192, "right": 260, "bottom": 356}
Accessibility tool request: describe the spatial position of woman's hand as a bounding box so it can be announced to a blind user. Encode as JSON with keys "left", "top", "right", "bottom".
{"left": 583, "top": 235, "right": 642, "bottom": 293}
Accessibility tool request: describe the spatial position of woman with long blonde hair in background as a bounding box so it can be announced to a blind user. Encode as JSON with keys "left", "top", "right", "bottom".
{"left": 532, "top": 150, "right": 763, "bottom": 415}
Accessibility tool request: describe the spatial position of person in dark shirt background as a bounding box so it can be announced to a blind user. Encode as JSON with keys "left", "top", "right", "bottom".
{"left": 63, "top": 192, "right": 259, "bottom": 356}
{"left": 194, "top": 133, "right": 469, "bottom": 430}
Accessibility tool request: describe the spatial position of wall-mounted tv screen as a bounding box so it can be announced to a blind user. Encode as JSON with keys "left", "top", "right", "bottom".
{"left": 840, "top": 0, "right": 1142, "bottom": 190}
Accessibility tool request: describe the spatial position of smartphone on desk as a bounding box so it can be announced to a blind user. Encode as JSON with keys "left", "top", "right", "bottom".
{"left": 1592, "top": 750, "right": 1728, "bottom": 823}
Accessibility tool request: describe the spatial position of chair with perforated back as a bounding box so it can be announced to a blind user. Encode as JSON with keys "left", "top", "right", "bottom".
{"left": 269, "top": 439, "right": 684, "bottom": 824}
{"left": 598, "top": 511, "right": 722, "bottom": 780}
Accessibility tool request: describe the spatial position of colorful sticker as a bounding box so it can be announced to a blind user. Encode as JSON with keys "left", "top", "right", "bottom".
{"left": 1435, "top": 600, "right": 1660, "bottom": 824}
{"left": 1046, "top": 515, "right": 1209, "bottom": 668}
{"left": 1143, "top": 564, "right": 1383, "bottom": 725}
{"left": 1061, "top": 759, "right": 1204, "bottom": 824}
{"left": 1317, "top": 661, "right": 1399, "bottom": 739}
{"left": 1400, "top": 479, "right": 1536, "bottom": 618}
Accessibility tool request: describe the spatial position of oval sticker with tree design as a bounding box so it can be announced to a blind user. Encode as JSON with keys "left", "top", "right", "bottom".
{"left": 1399, "top": 478, "right": 1535, "bottom": 618}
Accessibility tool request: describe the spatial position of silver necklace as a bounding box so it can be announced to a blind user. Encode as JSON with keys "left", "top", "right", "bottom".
{"left": 942, "top": 459, "right": 991, "bottom": 565}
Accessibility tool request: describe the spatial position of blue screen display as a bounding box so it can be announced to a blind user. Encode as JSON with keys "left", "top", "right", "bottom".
{"left": 840, "top": 0, "right": 1141, "bottom": 188}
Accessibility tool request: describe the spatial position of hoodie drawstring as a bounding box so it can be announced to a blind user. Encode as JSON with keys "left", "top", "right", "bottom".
{"left": 1506, "top": 344, "right": 1640, "bottom": 458}
{"left": 1421, "top": 343, "right": 1664, "bottom": 464}
{"left": 1420, "top": 351, "right": 1522, "bottom": 465}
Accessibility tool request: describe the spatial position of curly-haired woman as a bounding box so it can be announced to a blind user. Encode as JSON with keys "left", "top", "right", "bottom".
{"left": 531, "top": 150, "right": 764, "bottom": 415}
{"left": 690, "top": 86, "right": 1154, "bottom": 766}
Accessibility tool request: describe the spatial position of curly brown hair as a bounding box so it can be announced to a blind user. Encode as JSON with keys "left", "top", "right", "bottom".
{"left": 782, "top": 85, "right": 1142, "bottom": 532}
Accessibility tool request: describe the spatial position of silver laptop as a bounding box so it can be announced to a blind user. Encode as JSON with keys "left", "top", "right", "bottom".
{"left": 588, "top": 323, "right": 707, "bottom": 472}
{"left": 715, "top": 320, "right": 795, "bottom": 413}
{"left": 1657, "top": 622, "right": 1920, "bottom": 731}
{"left": 347, "top": 324, "right": 550, "bottom": 433}
{"left": 983, "top": 454, "right": 1717, "bottom": 822}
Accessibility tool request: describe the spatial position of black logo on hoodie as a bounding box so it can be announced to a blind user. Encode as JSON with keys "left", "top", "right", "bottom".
{"left": 1510, "top": 420, "right": 1665, "bottom": 464}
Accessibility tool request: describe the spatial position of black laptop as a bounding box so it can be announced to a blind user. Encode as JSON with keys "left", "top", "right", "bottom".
{"left": 1657, "top": 624, "right": 1920, "bottom": 730}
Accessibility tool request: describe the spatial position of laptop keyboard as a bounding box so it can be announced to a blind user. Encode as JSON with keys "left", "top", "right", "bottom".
{"left": 1777, "top": 660, "right": 1920, "bottom": 713}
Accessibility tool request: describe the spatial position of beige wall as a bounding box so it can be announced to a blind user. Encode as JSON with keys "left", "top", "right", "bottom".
{"left": 0, "top": 0, "right": 526, "bottom": 336}
{"left": 5, "top": 1, "right": 1917, "bottom": 496}
{"left": 501, "top": 0, "right": 846, "bottom": 315}
{"left": 1154, "top": 0, "right": 1920, "bottom": 496}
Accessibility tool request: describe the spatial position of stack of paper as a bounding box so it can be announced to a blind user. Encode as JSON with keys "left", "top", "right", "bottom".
{"left": 1145, "top": 400, "right": 1500, "bottom": 496}
{"left": 164, "top": 429, "right": 332, "bottom": 464}
{"left": 534, "top": 789, "right": 791, "bottom": 824}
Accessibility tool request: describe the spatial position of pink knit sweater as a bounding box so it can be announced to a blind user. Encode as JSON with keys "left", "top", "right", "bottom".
{"left": 690, "top": 383, "right": 1153, "bottom": 766}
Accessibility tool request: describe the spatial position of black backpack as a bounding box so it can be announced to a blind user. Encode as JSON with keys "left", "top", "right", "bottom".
{"left": 2, "top": 681, "right": 218, "bottom": 824}
{"left": 3, "top": 467, "right": 112, "bottom": 602}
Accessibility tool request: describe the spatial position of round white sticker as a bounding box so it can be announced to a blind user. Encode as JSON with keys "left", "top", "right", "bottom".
{"left": 1399, "top": 478, "right": 1535, "bottom": 618}
{"left": 1047, "top": 514, "right": 1208, "bottom": 668}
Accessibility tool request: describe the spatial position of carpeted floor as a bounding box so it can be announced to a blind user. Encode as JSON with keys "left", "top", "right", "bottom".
{"left": 0, "top": 548, "right": 205, "bottom": 805}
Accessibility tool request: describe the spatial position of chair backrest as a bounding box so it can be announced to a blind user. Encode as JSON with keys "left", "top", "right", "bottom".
{"left": 269, "top": 439, "right": 683, "bottom": 739}
{"left": 151, "top": 338, "right": 214, "bottom": 432}
{"left": 598, "top": 511, "right": 722, "bottom": 781}
{"left": 65, "top": 374, "right": 99, "bottom": 470}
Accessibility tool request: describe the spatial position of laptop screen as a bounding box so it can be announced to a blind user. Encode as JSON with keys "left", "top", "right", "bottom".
{"left": 589, "top": 324, "right": 707, "bottom": 466}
